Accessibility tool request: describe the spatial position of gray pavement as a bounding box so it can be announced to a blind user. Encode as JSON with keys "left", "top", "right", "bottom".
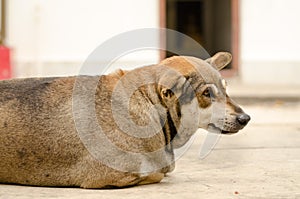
{"left": 0, "top": 95, "right": 300, "bottom": 198}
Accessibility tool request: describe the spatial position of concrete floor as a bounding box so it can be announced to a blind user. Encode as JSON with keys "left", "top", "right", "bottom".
{"left": 0, "top": 101, "right": 299, "bottom": 199}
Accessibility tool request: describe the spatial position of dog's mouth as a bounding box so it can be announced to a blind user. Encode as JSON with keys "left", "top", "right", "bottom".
{"left": 208, "top": 123, "right": 239, "bottom": 135}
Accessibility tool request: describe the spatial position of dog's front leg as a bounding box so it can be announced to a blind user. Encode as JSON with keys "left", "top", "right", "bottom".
{"left": 137, "top": 173, "right": 164, "bottom": 185}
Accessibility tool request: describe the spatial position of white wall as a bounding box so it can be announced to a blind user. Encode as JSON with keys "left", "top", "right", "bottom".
{"left": 7, "top": 0, "right": 160, "bottom": 77}
{"left": 7, "top": 0, "right": 300, "bottom": 85}
{"left": 240, "top": 0, "right": 300, "bottom": 85}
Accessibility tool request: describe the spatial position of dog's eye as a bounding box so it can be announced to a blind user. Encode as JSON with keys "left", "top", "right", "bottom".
{"left": 203, "top": 89, "right": 210, "bottom": 97}
{"left": 202, "top": 88, "right": 214, "bottom": 98}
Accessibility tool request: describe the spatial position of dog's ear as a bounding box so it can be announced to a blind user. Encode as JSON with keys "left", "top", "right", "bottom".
{"left": 161, "top": 88, "right": 174, "bottom": 100}
{"left": 159, "top": 80, "right": 180, "bottom": 105}
{"left": 159, "top": 71, "right": 194, "bottom": 105}
{"left": 206, "top": 52, "right": 232, "bottom": 71}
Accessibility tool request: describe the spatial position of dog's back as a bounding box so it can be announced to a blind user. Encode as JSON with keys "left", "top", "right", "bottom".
{"left": 0, "top": 77, "right": 89, "bottom": 186}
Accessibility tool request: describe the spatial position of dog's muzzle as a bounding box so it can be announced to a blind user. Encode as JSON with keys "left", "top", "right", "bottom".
{"left": 208, "top": 113, "right": 251, "bottom": 135}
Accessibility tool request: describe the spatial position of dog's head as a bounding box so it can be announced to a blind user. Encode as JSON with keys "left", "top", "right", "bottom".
{"left": 158, "top": 52, "right": 250, "bottom": 147}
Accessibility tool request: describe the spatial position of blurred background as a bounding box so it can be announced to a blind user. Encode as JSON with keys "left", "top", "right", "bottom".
{"left": 0, "top": 0, "right": 300, "bottom": 87}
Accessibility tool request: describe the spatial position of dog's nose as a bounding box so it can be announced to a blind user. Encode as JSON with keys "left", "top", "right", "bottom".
{"left": 237, "top": 114, "right": 251, "bottom": 126}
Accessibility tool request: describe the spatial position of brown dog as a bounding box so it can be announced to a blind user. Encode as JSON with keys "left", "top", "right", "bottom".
{"left": 0, "top": 52, "right": 250, "bottom": 188}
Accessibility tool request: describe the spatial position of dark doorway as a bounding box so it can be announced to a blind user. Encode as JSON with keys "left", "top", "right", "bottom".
{"left": 162, "top": 0, "right": 239, "bottom": 75}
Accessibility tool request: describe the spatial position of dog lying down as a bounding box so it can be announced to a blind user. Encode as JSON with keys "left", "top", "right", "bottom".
{"left": 0, "top": 52, "right": 250, "bottom": 188}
